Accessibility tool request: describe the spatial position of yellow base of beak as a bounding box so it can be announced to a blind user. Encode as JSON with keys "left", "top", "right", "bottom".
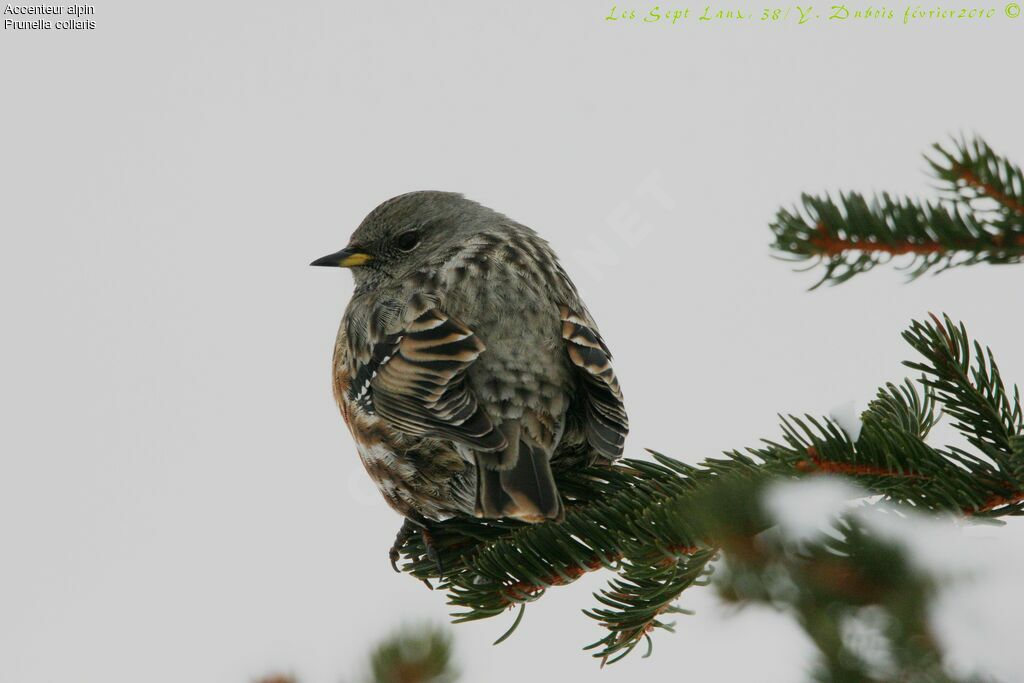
{"left": 338, "top": 252, "right": 373, "bottom": 267}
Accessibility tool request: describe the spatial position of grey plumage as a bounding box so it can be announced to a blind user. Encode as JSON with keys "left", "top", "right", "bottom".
{"left": 317, "top": 191, "right": 628, "bottom": 524}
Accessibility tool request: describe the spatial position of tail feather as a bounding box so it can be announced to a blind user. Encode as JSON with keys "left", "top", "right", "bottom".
{"left": 500, "top": 440, "right": 563, "bottom": 522}
{"left": 474, "top": 424, "right": 564, "bottom": 523}
{"left": 475, "top": 463, "right": 513, "bottom": 518}
{"left": 474, "top": 422, "right": 520, "bottom": 471}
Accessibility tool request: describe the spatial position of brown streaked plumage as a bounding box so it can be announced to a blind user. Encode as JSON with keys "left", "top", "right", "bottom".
{"left": 314, "top": 191, "right": 628, "bottom": 553}
{"left": 332, "top": 323, "right": 476, "bottom": 521}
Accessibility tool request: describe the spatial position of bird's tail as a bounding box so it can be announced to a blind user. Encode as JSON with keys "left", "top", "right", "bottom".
{"left": 474, "top": 422, "right": 564, "bottom": 523}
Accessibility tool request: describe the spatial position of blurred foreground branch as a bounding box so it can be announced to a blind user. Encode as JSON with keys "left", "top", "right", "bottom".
{"left": 257, "top": 623, "right": 457, "bottom": 683}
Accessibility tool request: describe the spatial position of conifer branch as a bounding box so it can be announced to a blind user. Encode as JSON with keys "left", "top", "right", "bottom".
{"left": 393, "top": 315, "right": 1024, "bottom": 667}
{"left": 770, "top": 136, "right": 1024, "bottom": 287}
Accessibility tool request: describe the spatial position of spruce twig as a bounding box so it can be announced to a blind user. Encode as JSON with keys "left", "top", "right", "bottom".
{"left": 770, "top": 135, "right": 1024, "bottom": 287}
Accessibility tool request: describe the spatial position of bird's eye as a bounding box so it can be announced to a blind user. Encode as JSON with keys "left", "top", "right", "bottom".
{"left": 395, "top": 230, "right": 422, "bottom": 252}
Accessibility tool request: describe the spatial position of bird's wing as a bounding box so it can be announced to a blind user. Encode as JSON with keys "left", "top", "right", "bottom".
{"left": 559, "top": 305, "right": 628, "bottom": 459}
{"left": 348, "top": 304, "right": 506, "bottom": 452}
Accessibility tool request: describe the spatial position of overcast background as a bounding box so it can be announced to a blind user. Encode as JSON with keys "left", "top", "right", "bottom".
{"left": 2, "top": 2, "right": 1022, "bottom": 681}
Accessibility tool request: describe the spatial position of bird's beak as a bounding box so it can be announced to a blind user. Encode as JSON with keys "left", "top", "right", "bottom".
{"left": 309, "top": 247, "right": 373, "bottom": 268}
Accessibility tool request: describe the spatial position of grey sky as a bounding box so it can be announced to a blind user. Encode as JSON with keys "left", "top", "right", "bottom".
{"left": 2, "top": 2, "right": 1022, "bottom": 681}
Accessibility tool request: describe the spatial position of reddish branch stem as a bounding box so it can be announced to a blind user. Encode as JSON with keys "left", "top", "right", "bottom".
{"left": 499, "top": 545, "right": 701, "bottom": 605}
{"left": 807, "top": 204, "right": 1024, "bottom": 258}
{"left": 798, "top": 446, "right": 1024, "bottom": 516}
{"left": 974, "top": 491, "right": 1024, "bottom": 514}
{"left": 500, "top": 554, "right": 622, "bottom": 603}
{"left": 955, "top": 165, "right": 1024, "bottom": 215}
{"left": 807, "top": 226, "right": 948, "bottom": 256}
{"left": 797, "top": 446, "right": 928, "bottom": 479}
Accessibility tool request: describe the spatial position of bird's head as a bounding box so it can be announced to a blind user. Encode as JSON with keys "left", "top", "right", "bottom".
{"left": 311, "top": 191, "right": 499, "bottom": 289}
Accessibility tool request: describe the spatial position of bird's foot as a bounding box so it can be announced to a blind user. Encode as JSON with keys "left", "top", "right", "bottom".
{"left": 421, "top": 526, "right": 444, "bottom": 578}
{"left": 389, "top": 518, "right": 419, "bottom": 573}
{"left": 389, "top": 518, "right": 444, "bottom": 585}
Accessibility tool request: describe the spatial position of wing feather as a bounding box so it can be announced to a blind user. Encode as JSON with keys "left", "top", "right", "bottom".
{"left": 559, "top": 305, "right": 628, "bottom": 459}
{"left": 348, "top": 308, "right": 506, "bottom": 452}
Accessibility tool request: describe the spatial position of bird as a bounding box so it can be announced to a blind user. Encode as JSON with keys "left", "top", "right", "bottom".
{"left": 311, "top": 191, "right": 628, "bottom": 570}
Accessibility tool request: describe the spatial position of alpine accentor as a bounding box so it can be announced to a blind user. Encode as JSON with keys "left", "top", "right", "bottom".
{"left": 312, "top": 191, "right": 628, "bottom": 566}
